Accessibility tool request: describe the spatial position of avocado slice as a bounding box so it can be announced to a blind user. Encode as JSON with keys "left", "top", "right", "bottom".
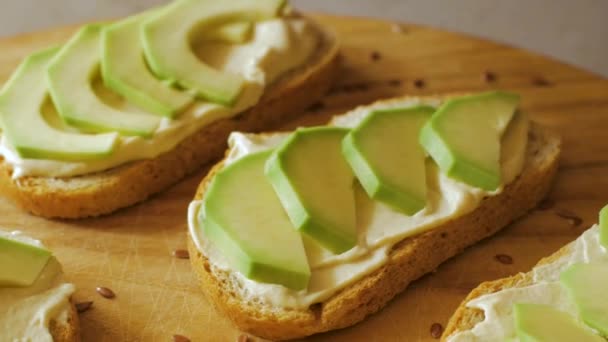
{"left": 342, "top": 106, "right": 434, "bottom": 215}
{"left": 514, "top": 303, "right": 603, "bottom": 342}
{"left": 0, "top": 236, "right": 52, "bottom": 287}
{"left": 265, "top": 127, "right": 358, "bottom": 254}
{"left": 560, "top": 262, "right": 608, "bottom": 337}
{"left": 600, "top": 205, "right": 608, "bottom": 249}
{"left": 141, "top": 0, "right": 286, "bottom": 106}
{"left": 47, "top": 24, "right": 160, "bottom": 137}
{"left": 102, "top": 13, "right": 193, "bottom": 118}
{"left": 0, "top": 47, "right": 118, "bottom": 161}
{"left": 200, "top": 22, "right": 253, "bottom": 44}
{"left": 419, "top": 91, "right": 520, "bottom": 191}
{"left": 202, "top": 150, "right": 310, "bottom": 290}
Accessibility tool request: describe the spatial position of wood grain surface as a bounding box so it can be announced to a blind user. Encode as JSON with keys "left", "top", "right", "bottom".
{"left": 0, "top": 14, "right": 607, "bottom": 342}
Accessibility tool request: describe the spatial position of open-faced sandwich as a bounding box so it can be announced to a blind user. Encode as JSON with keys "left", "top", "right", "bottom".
{"left": 187, "top": 91, "right": 561, "bottom": 339}
{"left": 444, "top": 205, "right": 608, "bottom": 341}
{"left": 1, "top": 231, "right": 79, "bottom": 341}
{"left": 0, "top": 0, "right": 339, "bottom": 219}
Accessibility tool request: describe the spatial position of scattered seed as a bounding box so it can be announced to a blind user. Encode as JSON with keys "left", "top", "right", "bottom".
{"left": 237, "top": 334, "right": 250, "bottom": 342}
{"left": 370, "top": 51, "right": 382, "bottom": 61}
{"left": 555, "top": 209, "right": 583, "bottom": 227}
{"left": 430, "top": 323, "right": 444, "bottom": 339}
{"left": 537, "top": 198, "right": 555, "bottom": 210}
{"left": 388, "top": 79, "right": 402, "bottom": 87}
{"left": 532, "top": 77, "right": 551, "bottom": 87}
{"left": 413, "top": 79, "right": 426, "bottom": 89}
{"left": 306, "top": 101, "right": 325, "bottom": 112}
{"left": 75, "top": 301, "right": 93, "bottom": 313}
{"left": 483, "top": 71, "right": 497, "bottom": 83}
{"left": 172, "top": 249, "right": 190, "bottom": 259}
{"left": 495, "top": 254, "right": 514, "bottom": 265}
{"left": 173, "top": 335, "right": 191, "bottom": 342}
{"left": 96, "top": 287, "right": 116, "bottom": 299}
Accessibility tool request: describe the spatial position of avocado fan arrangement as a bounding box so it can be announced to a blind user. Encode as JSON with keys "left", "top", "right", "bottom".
{"left": 0, "top": 0, "right": 287, "bottom": 163}
{"left": 198, "top": 91, "right": 522, "bottom": 290}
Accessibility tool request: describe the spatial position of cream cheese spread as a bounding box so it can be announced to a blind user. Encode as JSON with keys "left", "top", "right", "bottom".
{"left": 0, "top": 231, "right": 75, "bottom": 342}
{"left": 188, "top": 99, "right": 530, "bottom": 309}
{"left": 447, "top": 225, "right": 608, "bottom": 341}
{"left": 0, "top": 18, "right": 320, "bottom": 178}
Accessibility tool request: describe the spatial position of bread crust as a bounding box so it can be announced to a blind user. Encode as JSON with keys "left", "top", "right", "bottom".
{"left": 0, "top": 20, "right": 340, "bottom": 219}
{"left": 49, "top": 300, "right": 81, "bottom": 342}
{"left": 441, "top": 236, "right": 574, "bottom": 341}
{"left": 187, "top": 99, "right": 561, "bottom": 340}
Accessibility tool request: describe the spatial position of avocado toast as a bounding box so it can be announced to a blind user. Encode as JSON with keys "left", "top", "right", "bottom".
{"left": 0, "top": 0, "right": 339, "bottom": 219}
{"left": 187, "top": 92, "right": 561, "bottom": 340}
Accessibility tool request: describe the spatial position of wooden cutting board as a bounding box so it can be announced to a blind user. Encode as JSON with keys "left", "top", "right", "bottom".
{"left": 1, "top": 13, "right": 607, "bottom": 342}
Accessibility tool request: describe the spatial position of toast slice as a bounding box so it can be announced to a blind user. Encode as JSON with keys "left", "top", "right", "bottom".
{"left": 442, "top": 233, "right": 581, "bottom": 341}
{"left": 50, "top": 300, "right": 80, "bottom": 342}
{"left": 0, "top": 19, "right": 339, "bottom": 219}
{"left": 187, "top": 95, "right": 562, "bottom": 340}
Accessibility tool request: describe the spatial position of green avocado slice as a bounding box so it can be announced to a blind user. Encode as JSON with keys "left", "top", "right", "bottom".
{"left": 560, "top": 262, "right": 608, "bottom": 337}
{"left": 600, "top": 205, "right": 608, "bottom": 249}
{"left": 141, "top": 0, "right": 286, "bottom": 106}
{"left": 48, "top": 24, "right": 161, "bottom": 137}
{"left": 0, "top": 47, "right": 118, "bottom": 161}
{"left": 265, "top": 127, "right": 358, "bottom": 254}
{"left": 102, "top": 12, "right": 193, "bottom": 118}
{"left": 202, "top": 150, "right": 310, "bottom": 290}
{"left": 342, "top": 106, "right": 434, "bottom": 215}
{"left": 419, "top": 91, "right": 520, "bottom": 191}
{"left": 0, "top": 236, "right": 52, "bottom": 287}
{"left": 514, "top": 303, "right": 603, "bottom": 342}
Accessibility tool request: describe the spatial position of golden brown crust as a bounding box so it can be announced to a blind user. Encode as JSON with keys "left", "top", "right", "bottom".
{"left": 188, "top": 99, "right": 561, "bottom": 340}
{"left": 49, "top": 299, "right": 81, "bottom": 342}
{"left": 441, "top": 241, "right": 574, "bottom": 341}
{"left": 0, "top": 21, "right": 340, "bottom": 219}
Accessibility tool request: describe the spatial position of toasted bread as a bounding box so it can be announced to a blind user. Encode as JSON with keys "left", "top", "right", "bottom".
{"left": 50, "top": 300, "right": 80, "bottom": 342}
{"left": 0, "top": 19, "right": 339, "bottom": 219}
{"left": 187, "top": 95, "right": 562, "bottom": 340}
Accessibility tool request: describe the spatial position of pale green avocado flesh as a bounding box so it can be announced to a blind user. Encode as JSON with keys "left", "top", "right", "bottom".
{"left": 47, "top": 24, "right": 160, "bottom": 137}
{"left": 560, "top": 262, "right": 608, "bottom": 337}
{"left": 265, "top": 127, "right": 358, "bottom": 254}
{"left": 0, "top": 236, "right": 52, "bottom": 287}
{"left": 141, "top": 0, "right": 286, "bottom": 106}
{"left": 343, "top": 106, "right": 434, "bottom": 215}
{"left": 202, "top": 150, "right": 310, "bottom": 290}
{"left": 0, "top": 47, "right": 118, "bottom": 161}
{"left": 200, "top": 21, "right": 253, "bottom": 44}
{"left": 513, "top": 303, "right": 603, "bottom": 342}
{"left": 600, "top": 205, "right": 608, "bottom": 249}
{"left": 419, "top": 91, "right": 520, "bottom": 191}
{"left": 102, "top": 12, "right": 193, "bottom": 118}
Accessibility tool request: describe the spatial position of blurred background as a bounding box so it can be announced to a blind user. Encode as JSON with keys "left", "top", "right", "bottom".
{"left": 1, "top": 0, "right": 606, "bottom": 77}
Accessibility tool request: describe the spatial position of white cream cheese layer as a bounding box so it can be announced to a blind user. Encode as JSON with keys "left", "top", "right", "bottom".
{"left": 0, "top": 18, "right": 319, "bottom": 178}
{"left": 189, "top": 99, "right": 530, "bottom": 309}
{"left": 0, "top": 231, "right": 75, "bottom": 342}
{"left": 447, "top": 226, "right": 608, "bottom": 342}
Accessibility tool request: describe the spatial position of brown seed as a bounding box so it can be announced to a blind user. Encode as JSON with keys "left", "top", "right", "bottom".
{"left": 75, "top": 301, "right": 93, "bottom": 313}
{"left": 532, "top": 77, "right": 551, "bottom": 87}
{"left": 173, "top": 335, "right": 191, "bottom": 342}
{"left": 537, "top": 198, "right": 555, "bottom": 210}
{"left": 430, "top": 323, "right": 444, "bottom": 339}
{"left": 370, "top": 51, "right": 382, "bottom": 61}
{"left": 237, "top": 334, "right": 250, "bottom": 342}
{"left": 413, "top": 79, "right": 426, "bottom": 88}
{"left": 96, "top": 287, "right": 116, "bottom": 299}
{"left": 172, "top": 249, "right": 190, "bottom": 259}
{"left": 306, "top": 101, "right": 325, "bottom": 112}
{"left": 483, "top": 71, "right": 497, "bottom": 83}
{"left": 555, "top": 209, "right": 583, "bottom": 227}
{"left": 495, "top": 254, "right": 514, "bottom": 265}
